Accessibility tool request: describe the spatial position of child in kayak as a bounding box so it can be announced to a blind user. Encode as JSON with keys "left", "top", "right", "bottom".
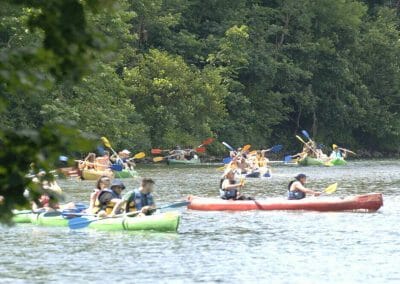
{"left": 288, "top": 174, "right": 321, "bottom": 200}
{"left": 220, "top": 170, "right": 253, "bottom": 200}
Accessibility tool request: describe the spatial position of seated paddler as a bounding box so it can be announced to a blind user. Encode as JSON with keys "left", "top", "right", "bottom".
{"left": 288, "top": 174, "right": 321, "bottom": 200}
{"left": 96, "top": 179, "right": 125, "bottom": 217}
{"left": 219, "top": 170, "right": 252, "bottom": 200}
{"left": 114, "top": 178, "right": 156, "bottom": 217}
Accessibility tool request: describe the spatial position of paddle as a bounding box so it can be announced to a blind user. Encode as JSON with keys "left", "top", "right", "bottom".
{"left": 222, "top": 142, "right": 235, "bottom": 152}
{"left": 284, "top": 155, "right": 293, "bottom": 163}
{"left": 199, "top": 138, "right": 214, "bottom": 146}
{"left": 323, "top": 183, "right": 338, "bottom": 195}
{"left": 68, "top": 201, "right": 190, "bottom": 230}
{"left": 110, "top": 164, "right": 123, "bottom": 171}
{"left": 301, "top": 130, "right": 313, "bottom": 141}
{"left": 195, "top": 147, "right": 206, "bottom": 153}
{"left": 151, "top": 149, "right": 167, "bottom": 155}
{"left": 296, "top": 135, "right": 319, "bottom": 156}
{"left": 101, "top": 137, "right": 136, "bottom": 178}
{"left": 339, "top": 147, "right": 357, "bottom": 155}
{"left": 265, "top": 144, "right": 283, "bottom": 154}
{"left": 223, "top": 157, "right": 232, "bottom": 164}
{"left": 153, "top": 156, "right": 165, "bottom": 163}
{"left": 130, "top": 152, "right": 146, "bottom": 160}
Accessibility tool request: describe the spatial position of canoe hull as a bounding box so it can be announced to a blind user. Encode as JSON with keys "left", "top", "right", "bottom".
{"left": 188, "top": 193, "right": 383, "bottom": 212}
{"left": 167, "top": 158, "right": 201, "bottom": 165}
{"left": 89, "top": 212, "right": 180, "bottom": 232}
{"left": 30, "top": 212, "right": 69, "bottom": 227}
{"left": 298, "top": 157, "right": 325, "bottom": 166}
{"left": 298, "top": 157, "right": 347, "bottom": 167}
{"left": 114, "top": 169, "right": 139, "bottom": 179}
{"left": 12, "top": 211, "right": 32, "bottom": 223}
{"left": 81, "top": 169, "right": 114, "bottom": 180}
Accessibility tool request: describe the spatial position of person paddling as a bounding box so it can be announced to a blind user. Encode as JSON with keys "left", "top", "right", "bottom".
{"left": 113, "top": 178, "right": 156, "bottom": 216}
{"left": 288, "top": 174, "right": 321, "bottom": 200}
{"left": 96, "top": 180, "right": 125, "bottom": 217}
{"left": 330, "top": 144, "right": 346, "bottom": 160}
{"left": 88, "top": 176, "right": 111, "bottom": 214}
{"left": 220, "top": 170, "right": 253, "bottom": 200}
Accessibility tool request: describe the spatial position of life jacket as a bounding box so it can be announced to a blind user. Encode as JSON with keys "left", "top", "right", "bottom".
{"left": 125, "top": 189, "right": 154, "bottom": 213}
{"left": 330, "top": 150, "right": 342, "bottom": 159}
{"left": 95, "top": 156, "right": 109, "bottom": 171}
{"left": 94, "top": 188, "right": 120, "bottom": 214}
{"left": 221, "top": 179, "right": 238, "bottom": 200}
{"left": 288, "top": 180, "right": 306, "bottom": 200}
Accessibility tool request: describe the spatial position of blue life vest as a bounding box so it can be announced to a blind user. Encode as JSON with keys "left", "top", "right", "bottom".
{"left": 221, "top": 179, "right": 238, "bottom": 200}
{"left": 129, "top": 189, "right": 154, "bottom": 211}
{"left": 288, "top": 180, "right": 306, "bottom": 200}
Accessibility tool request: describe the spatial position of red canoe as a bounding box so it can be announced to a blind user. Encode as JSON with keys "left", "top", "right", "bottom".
{"left": 188, "top": 193, "right": 383, "bottom": 212}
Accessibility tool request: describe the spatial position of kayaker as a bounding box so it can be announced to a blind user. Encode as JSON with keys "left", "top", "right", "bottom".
{"left": 113, "top": 178, "right": 156, "bottom": 216}
{"left": 330, "top": 144, "right": 346, "bottom": 160}
{"left": 95, "top": 151, "right": 111, "bottom": 171}
{"left": 169, "top": 145, "right": 185, "bottom": 160}
{"left": 288, "top": 174, "right": 321, "bottom": 200}
{"left": 96, "top": 179, "right": 125, "bottom": 217}
{"left": 220, "top": 170, "right": 253, "bottom": 200}
{"left": 30, "top": 171, "right": 74, "bottom": 212}
{"left": 88, "top": 175, "right": 111, "bottom": 214}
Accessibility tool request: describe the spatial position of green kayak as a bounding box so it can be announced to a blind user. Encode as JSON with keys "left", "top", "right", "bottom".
{"left": 15, "top": 211, "right": 180, "bottom": 232}
{"left": 12, "top": 210, "right": 33, "bottom": 223}
{"left": 114, "top": 169, "right": 139, "bottom": 179}
{"left": 298, "top": 157, "right": 327, "bottom": 166}
{"left": 30, "top": 212, "right": 69, "bottom": 227}
{"left": 330, "top": 158, "right": 348, "bottom": 166}
{"left": 89, "top": 212, "right": 180, "bottom": 232}
{"left": 298, "top": 157, "right": 347, "bottom": 167}
{"left": 167, "top": 157, "right": 201, "bottom": 165}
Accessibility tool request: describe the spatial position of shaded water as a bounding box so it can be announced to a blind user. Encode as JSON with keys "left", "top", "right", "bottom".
{"left": 1, "top": 160, "right": 399, "bottom": 283}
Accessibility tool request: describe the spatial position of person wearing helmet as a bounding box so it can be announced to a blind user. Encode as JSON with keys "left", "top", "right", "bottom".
{"left": 288, "top": 174, "right": 321, "bottom": 200}
{"left": 330, "top": 144, "right": 346, "bottom": 160}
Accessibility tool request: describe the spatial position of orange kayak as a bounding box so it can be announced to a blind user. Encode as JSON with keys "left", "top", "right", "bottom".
{"left": 188, "top": 193, "right": 383, "bottom": 212}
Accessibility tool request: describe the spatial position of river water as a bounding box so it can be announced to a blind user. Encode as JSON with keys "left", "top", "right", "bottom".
{"left": 1, "top": 160, "right": 399, "bottom": 283}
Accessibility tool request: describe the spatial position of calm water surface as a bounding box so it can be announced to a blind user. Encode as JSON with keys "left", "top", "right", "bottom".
{"left": 1, "top": 160, "right": 399, "bottom": 283}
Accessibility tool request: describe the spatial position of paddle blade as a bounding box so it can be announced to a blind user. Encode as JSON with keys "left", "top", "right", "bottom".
{"left": 242, "top": 144, "right": 251, "bottom": 152}
{"left": 101, "top": 137, "right": 112, "bottom": 148}
{"left": 222, "top": 142, "right": 234, "bottom": 151}
{"left": 196, "top": 147, "right": 206, "bottom": 153}
{"left": 216, "top": 166, "right": 226, "bottom": 171}
{"left": 68, "top": 217, "right": 92, "bottom": 229}
{"left": 133, "top": 152, "right": 146, "bottom": 159}
{"left": 151, "top": 149, "right": 162, "bottom": 155}
{"left": 110, "top": 164, "right": 123, "bottom": 171}
{"left": 324, "top": 183, "right": 338, "bottom": 194}
{"left": 153, "top": 157, "right": 164, "bottom": 162}
{"left": 201, "top": 138, "right": 214, "bottom": 146}
{"left": 160, "top": 201, "right": 190, "bottom": 209}
{"left": 295, "top": 135, "right": 306, "bottom": 144}
{"left": 223, "top": 157, "right": 232, "bottom": 164}
{"left": 269, "top": 145, "right": 283, "bottom": 153}
{"left": 284, "top": 155, "right": 292, "bottom": 163}
{"left": 301, "top": 130, "right": 311, "bottom": 140}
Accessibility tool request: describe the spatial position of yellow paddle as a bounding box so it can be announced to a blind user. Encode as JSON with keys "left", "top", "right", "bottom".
{"left": 323, "top": 183, "right": 338, "bottom": 194}
{"left": 153, "top": 157, "right": 165, "bottom": 162}
{"left": 133, "top": 152, "right": 146, "bottom": 159}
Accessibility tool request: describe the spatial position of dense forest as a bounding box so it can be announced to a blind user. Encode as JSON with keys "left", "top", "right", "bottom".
{"left": 2, "top": 0, "right": 400, "bottom": 155}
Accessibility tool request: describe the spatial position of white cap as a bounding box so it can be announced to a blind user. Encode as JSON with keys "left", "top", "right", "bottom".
{"left": 121, "top": 149, "right": 131, "bottom": 155}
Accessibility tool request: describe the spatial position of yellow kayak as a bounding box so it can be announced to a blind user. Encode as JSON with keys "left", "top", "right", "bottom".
{"left": 81, "top": 169, "right": 114, "bottom": 180}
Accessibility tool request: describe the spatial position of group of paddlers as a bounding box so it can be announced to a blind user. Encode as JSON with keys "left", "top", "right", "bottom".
{"left": 78, "top": 149, "right": 136, "bottom": 171}
{"left": 24, "top": 170, "right": 157, "bottom": 217}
